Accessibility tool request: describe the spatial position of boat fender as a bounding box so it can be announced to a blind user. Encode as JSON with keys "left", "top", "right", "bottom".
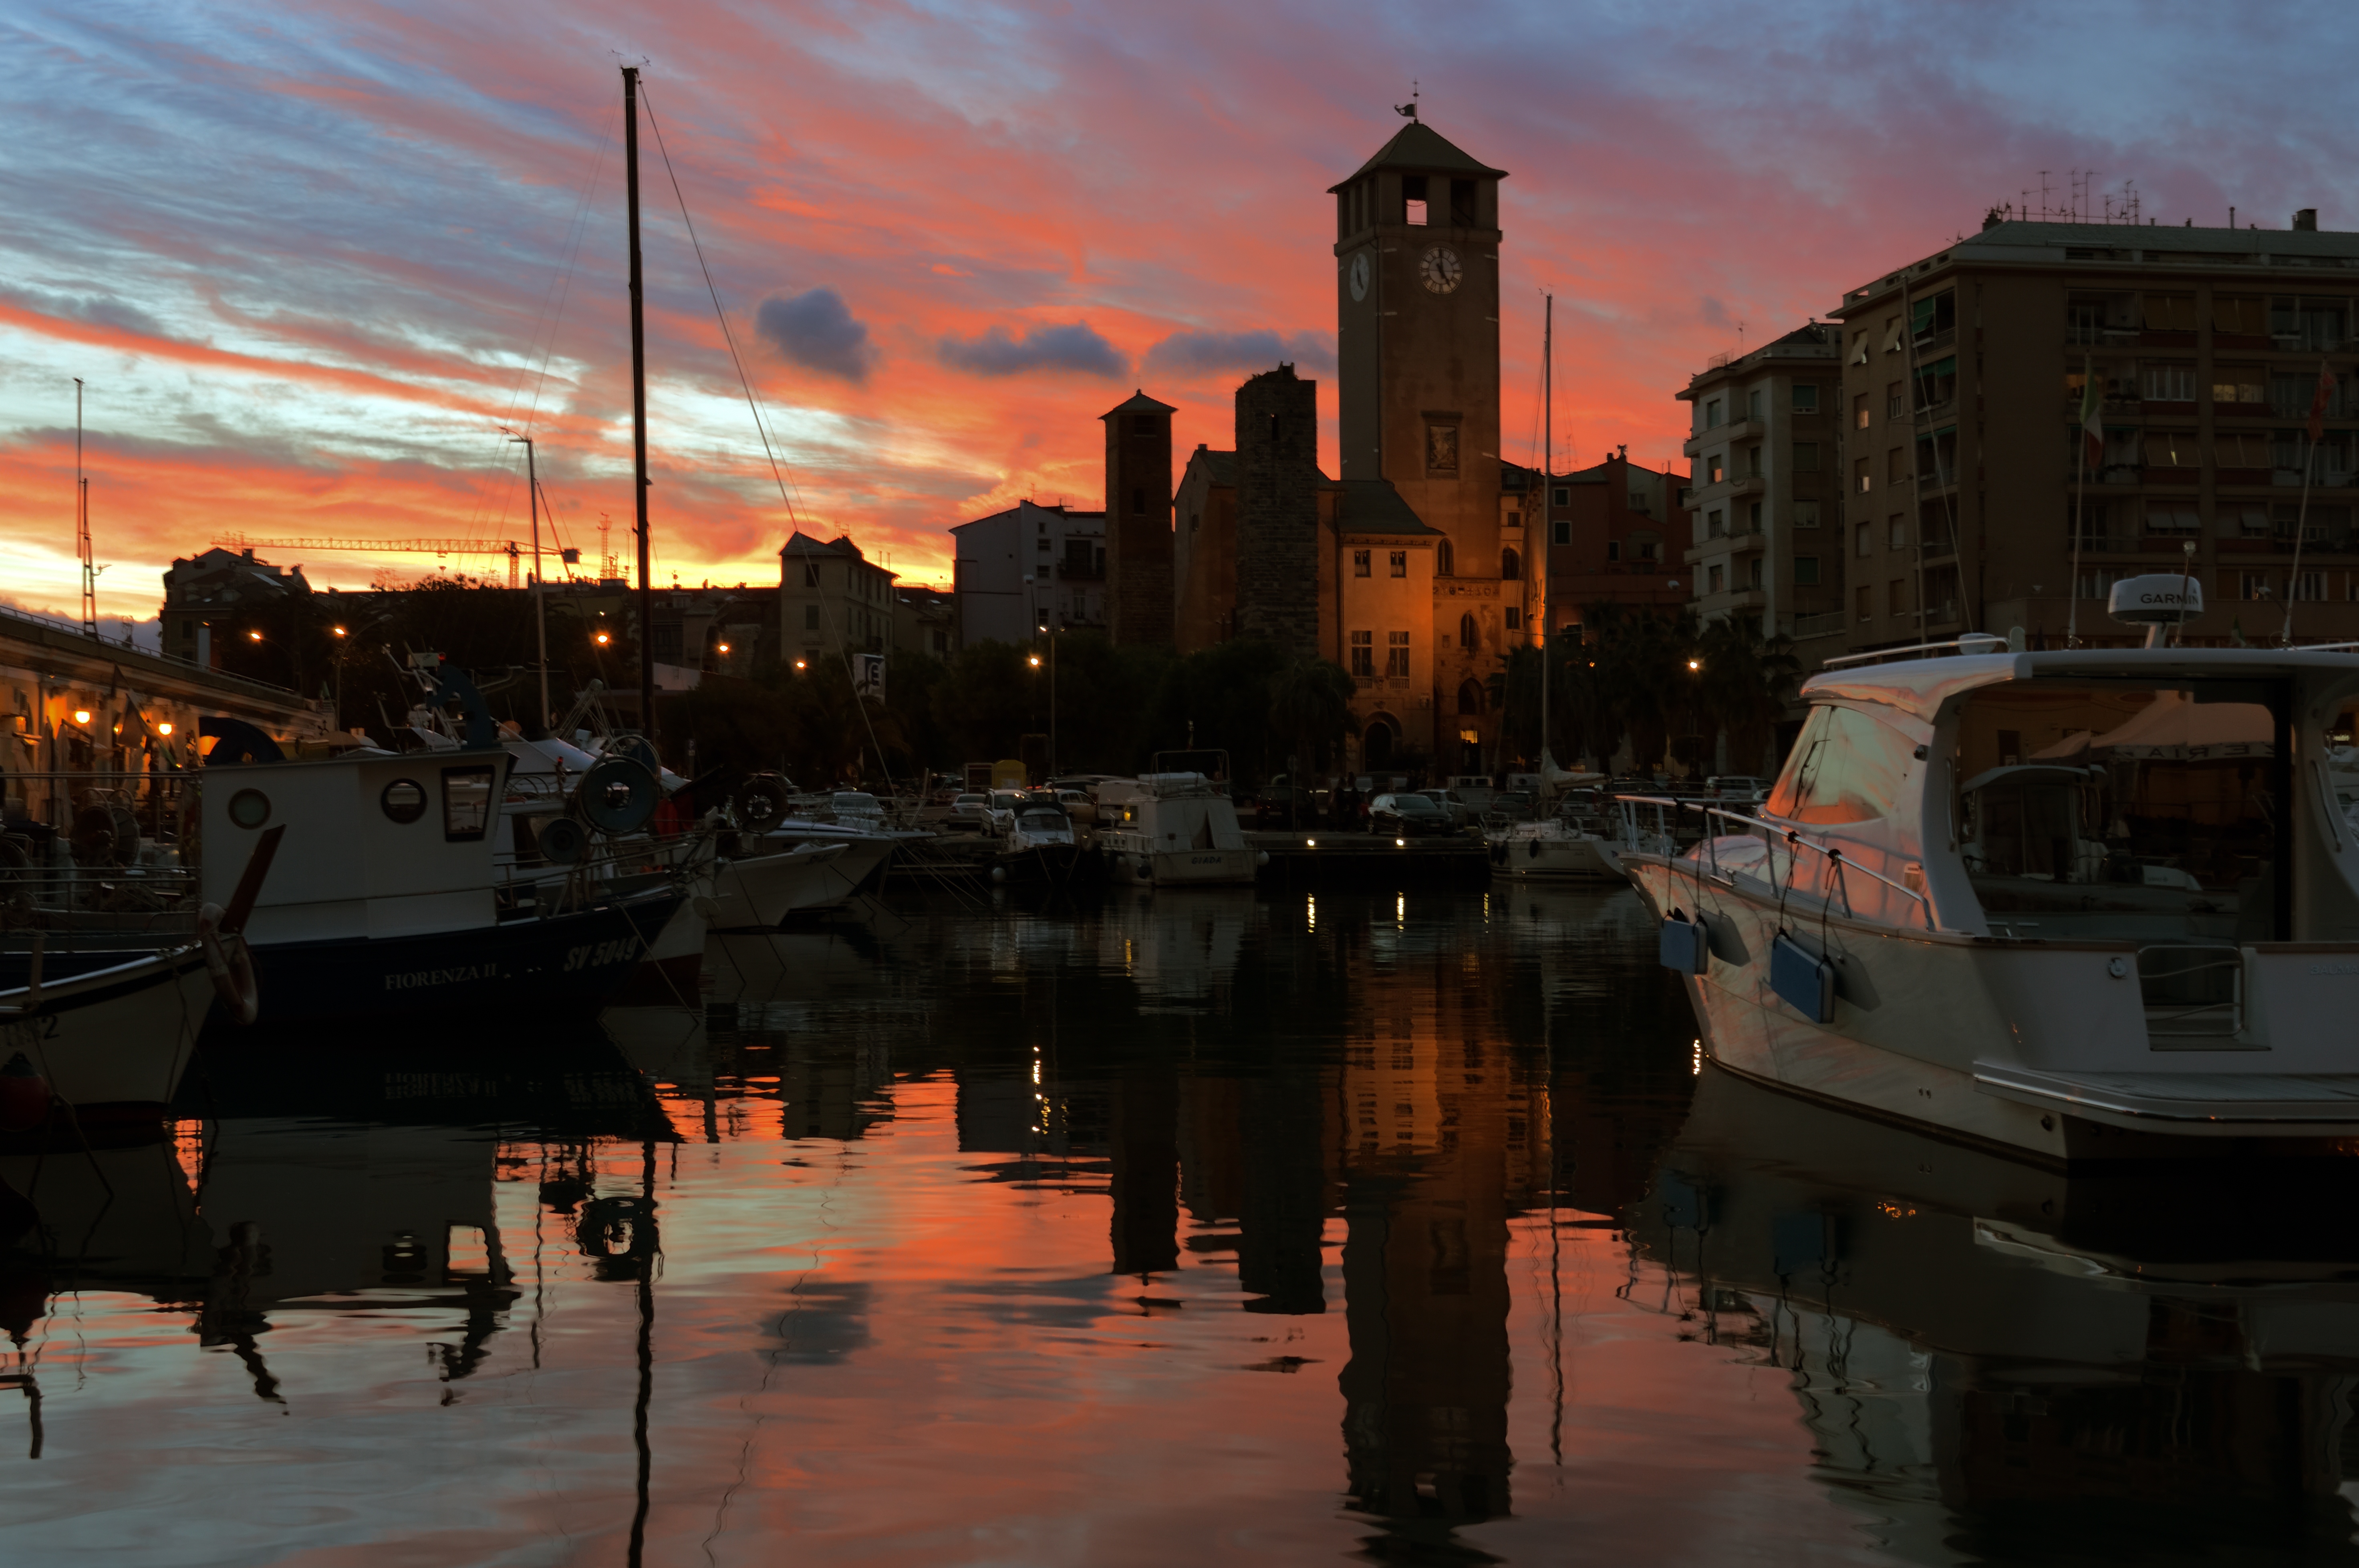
{"left": 1527, "top": 838, "right": 1543, "bottom": 860}
{"left": 991, "top": 865, "right": 1008, "bottom": 884}
{"left": 1255, "top": 850, "right": 1269, "bottom": 867}
{"left": 1136, "top": 857, "right": 1153, "bottom": 879}
{"left": 197, "top": 902, "right": 261, "bottom": 1027}
{"left": 0, "top": 1053, "right": 48, "bottom": 1134}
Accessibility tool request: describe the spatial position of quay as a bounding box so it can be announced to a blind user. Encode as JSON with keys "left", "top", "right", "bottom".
{"left": 884, "top": 825, "right": 1491, "bottom": 889}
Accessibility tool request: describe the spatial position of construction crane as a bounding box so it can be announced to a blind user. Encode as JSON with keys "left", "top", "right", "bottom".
{"left": 212, "top": 533, "right": 579, "bottom": 589}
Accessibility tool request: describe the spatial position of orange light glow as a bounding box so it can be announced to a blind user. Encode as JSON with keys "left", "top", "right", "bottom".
{"left": 73, "top": 709, "right": 91, "bottom": 725}
{"left": 156, "top": 722, "right": 173, "bottom": 736}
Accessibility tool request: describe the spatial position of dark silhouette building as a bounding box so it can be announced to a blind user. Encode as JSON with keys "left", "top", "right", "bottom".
{"left": 1101, "top": 390, "right": 1176, "bottom": 646}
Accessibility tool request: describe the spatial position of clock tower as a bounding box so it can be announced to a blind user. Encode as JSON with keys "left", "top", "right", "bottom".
{"left": 1331, "top": 119, "right": 1508, "bottom": 769}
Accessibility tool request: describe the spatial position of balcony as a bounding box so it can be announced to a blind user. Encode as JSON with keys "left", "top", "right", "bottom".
{"left": 1911, "top": 328, "right": 1956, "bottom": 356}
{"left": 1791, "top": 610, "right": 1847, "bottom": 641}
{"left": 1054, "top": 559, "right": 1104, "bottom": 581}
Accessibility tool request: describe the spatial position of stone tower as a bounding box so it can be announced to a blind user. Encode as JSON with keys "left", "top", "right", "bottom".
{"left": 1233, "top": 364, "right": 1320, "bottom": 658}
{"left": 1101, "top": 390, "right": 1176, "bottom": 645}
{"left": 1331, "top": 119, "right": 1507, "bottom": 769}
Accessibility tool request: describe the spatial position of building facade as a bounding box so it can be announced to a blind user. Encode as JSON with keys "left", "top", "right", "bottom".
{"left": 162, "top": 547, "right": 313, "bottom": 670}
{"left": 951, "top": 501, "right": 1106, "bottom": 647}
{"left": 1520, "top": 453, "right": 1686, "bottom": 636}
{"left": 1676, "top": 324, "right": 1845, "bottom": 654}
{"left": 780, "top": 532, "right": 899, "bottom": 666}
{"left": 1830, "top": 213, "right": 2359, "bottom": 651}
{"left": 1102, "top": 391, "right": 1175, "bottom": 646}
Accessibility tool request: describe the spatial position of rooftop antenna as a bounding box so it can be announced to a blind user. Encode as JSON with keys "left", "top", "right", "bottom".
{"left": 1394, "top": 81, "right": 1418, "bottom": 119}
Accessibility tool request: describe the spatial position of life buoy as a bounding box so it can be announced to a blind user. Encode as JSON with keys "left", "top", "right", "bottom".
{"left": 197, "top": 902, "right": 260, "bottom": 1026}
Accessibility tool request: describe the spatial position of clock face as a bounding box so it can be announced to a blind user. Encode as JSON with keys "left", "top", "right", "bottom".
{"left": 1349, "top": 251, "right": 1371, "bottom": 302}
{"left": 1419, "top": 246, "right": 1462, "bottom": 295}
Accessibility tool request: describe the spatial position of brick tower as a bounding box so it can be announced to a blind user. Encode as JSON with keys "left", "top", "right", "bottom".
{"left": 1101, "top": 390, "right": 1176, "bottom": 645}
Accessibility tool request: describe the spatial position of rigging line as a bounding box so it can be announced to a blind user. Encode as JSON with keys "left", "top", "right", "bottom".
{"left": 640, "top": 82, "right": 902, "bottom": 797}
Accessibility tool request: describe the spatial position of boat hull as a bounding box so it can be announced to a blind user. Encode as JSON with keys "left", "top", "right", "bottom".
{"left": 236, "top": 890, "right": 684, "bottom": 1025}
{"left": 0, "top": 946, "right": 212, "bottom": 1124}
{"left": 707, "top": 844, "right": 850, "bottom": 929}
{"left": 747, "top": 830, "right": 894, "bottom": 907}
{"left": 1485, "top": 829, "right": 1622, "bottom": 881}
{"left": 1627, "top": 856, "right": 2359, "bottom": 1160}
{"left": 1101, "top": 841, "right": 1257, "bottom": 887}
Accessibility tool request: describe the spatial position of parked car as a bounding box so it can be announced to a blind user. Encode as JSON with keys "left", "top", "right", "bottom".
{"left": 947, "top": 792, "right": 991, "bottom": 828}
{"left": 1251, "top": 783, "right": 1317, "bottom": 827}
{"left": 1704, "top": 775, "right": 1772, "bottom": 805}
{"left": 1368, "top": 792, "right": 1451, "bottom": 837}
{"left": 1489, "top": 790, "right": 1535, "bottom": 820}
{"left": 1418, "top": 789, "right": 1478, "bottom": 828}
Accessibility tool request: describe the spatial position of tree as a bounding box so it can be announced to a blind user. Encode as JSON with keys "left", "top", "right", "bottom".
{"left": 1268, "top": 656, "right": 1360, "bottom": 786}
{"left": 1692, "top": 614, "right": 1801, "bottom": 776}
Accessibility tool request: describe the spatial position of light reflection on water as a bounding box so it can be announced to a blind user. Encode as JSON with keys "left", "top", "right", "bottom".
{"left": 2, "top": 886, "right": 2357, "bottom": 1564}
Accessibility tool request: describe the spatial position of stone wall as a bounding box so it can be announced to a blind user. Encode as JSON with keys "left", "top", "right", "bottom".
{"left": 1233, "top": 366, "right": 1320, "bottom": 658}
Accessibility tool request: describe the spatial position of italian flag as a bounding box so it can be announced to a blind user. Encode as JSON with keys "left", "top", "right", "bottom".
{"left": 2309, "top": 358, "right": 2336, "bottom": 443}
{"left": 2079, "top": 356, "right": 2104, "bottom": 470}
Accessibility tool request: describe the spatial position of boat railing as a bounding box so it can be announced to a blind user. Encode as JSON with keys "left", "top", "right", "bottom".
{"left": 1820, "top": 634, "right": 2008, "bottom": 670}
{"left": 1614, "top": 794, "right": 1938, "bottom": 932}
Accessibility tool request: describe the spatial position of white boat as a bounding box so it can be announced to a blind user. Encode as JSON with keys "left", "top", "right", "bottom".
{"left": 704, "top": 841, "right": 850, "bottom": 929}
{"left": 747, "top": 821, "right": 896, "bottom": 904}
{"left": 1094, "top": 771, "right": 1259, "bottom": 887}
{"left": 0, "top": 944, "right": 216, "bottom": 1125}
{"left": 1621, "top": 582, "right": 2359, "bottom": 1160}
{"left": 1483, "top": 775, "right": 1619, "bottom": 881}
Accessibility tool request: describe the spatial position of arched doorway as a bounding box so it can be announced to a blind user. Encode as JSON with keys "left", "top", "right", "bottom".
{"left": 1364, "top": 717, "right": 1396, "bottom": 771}
{"left": 1501, "top": 547, "right": 1521, "bottom": 580}
{"left": 1456, "top": 679, "right": 1484, "bottom": 715}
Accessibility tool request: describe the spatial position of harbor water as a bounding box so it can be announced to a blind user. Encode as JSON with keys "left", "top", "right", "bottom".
{"left": 8, "top": 885, "right": 2359, "bottom": 1564}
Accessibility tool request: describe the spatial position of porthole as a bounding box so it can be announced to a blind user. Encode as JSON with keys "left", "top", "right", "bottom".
{"left": 226, "top": 789, "right": 272, "bottom": 830}
{"left": 381, "top": 777, "right": 429, "bottom": 825}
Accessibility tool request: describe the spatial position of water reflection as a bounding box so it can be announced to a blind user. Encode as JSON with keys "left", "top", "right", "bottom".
{"left": 17, "top": 886, "right": 2354, "bottom": 1562}
{"left": 1638, "top": 1066, "right": 2359, "bottom": 1564}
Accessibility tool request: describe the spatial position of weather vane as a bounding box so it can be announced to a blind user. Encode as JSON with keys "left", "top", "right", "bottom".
{"left": 1394, "top": 81, "right": 1418, "bottom": 119}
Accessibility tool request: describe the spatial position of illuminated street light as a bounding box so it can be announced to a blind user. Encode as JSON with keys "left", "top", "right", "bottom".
{"left": 1686, "top": 658, "right": 1700, "bottom": 671}
{"left": 717, "top": 642, "right": 731, "bottom": 654}
{"left": 156, "top": 722, "right": 173, "bottom": 736}
{"left": 793, "top": 659, "right": 807, "bottom": 671}
{"left": 595, "top": 632, "right": 611, "bottom": 646}
{"left": 1027, "top": 654, "right": 1041, "bottom": 668}
{"left": 248, "top": 629, "right": 263, "bottom": 642}
{"left": 332, "top": 625, "right": 347, "bottom": 638}
{"left": 72, "top": 708, "right": 91, "bottom": 725}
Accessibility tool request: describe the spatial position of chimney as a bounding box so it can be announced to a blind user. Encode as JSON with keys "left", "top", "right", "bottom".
{"left": 2294, "top": 208, "right": 2319, "bottom": 231}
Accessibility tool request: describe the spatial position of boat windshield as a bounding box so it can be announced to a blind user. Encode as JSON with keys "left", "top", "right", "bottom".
{"left": 1955, "top": 682, "right": 2284, "bottom": 942}
{"left": 1016, "top": 809, "right": 1067, "bottom": 831}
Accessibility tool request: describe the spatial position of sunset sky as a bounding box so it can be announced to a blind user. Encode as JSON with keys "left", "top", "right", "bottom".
{"left": 6, "top": 0, "right": 2354, "bottom": 621}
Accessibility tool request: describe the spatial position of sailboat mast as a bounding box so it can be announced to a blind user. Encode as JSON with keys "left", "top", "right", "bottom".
{"left": 1541, "top": 292, "right": 1551, "bottom": 772}
{"left": 622, "top": 66, "right": 655, "bottom": 745}
{"left": 524, "top": 437, "right": 550, "bottom": 726}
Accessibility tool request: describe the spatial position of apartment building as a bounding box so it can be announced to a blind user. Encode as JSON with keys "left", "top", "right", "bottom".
{"left": 1510, "top": 452, "right": 1685, "bottom": 637}
{"left": 1675, "top": 324, "right": 1844, "bottom": 653}
{"left": 780, "top": 531, "right": 898, "bottom": 664}
{"left": 1831, "top": 212, "right": 2359, "bottom": 650}
{"left": 951, "top": 501, "right": 1106, "bottom": 647}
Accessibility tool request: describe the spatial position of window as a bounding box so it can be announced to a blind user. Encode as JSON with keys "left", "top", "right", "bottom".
{"left": 804, "top": 562, "right": 820, "bottom": 587}
{"left": 1426, "top": 423, "right": 1459, "bottom": 475}
{"left": 2144, "top": 503, "right": 2201, "bottom": 535}
{"left": 1854, "top": 394, "right": 1871, "bottom": 430}
{"left": 1792, "top": 442, "right": 1821, "bottom": 471}
{"left": 1037, "top": 535, "right": 1051, "bottom": 550}
{"left": 2142, "top": 293, "right": 2198, "bottom": 332}
{"left": 1706, "top": 453, "right": 1725, "bottom": 485}
{"left": 1705, "top": 398, "right": 1723, "bottom": 428}
{"left": 441, "top": 765, "right": 496, "bottom": 842}
{"left": 1458, "top": 612, "right": 1477, "bottom": 649}
{"left": 1793, "top": 384, "right": 1819, "bottom": 413}
{"left": 1913, "top": 356, "right": 1958, "bottom": 410}
{"left": 1886, "top": 447, "right": 1906, "bottom": 484}
{"left": 2214, "top": 294, "right": 2267, "bottom": 336}
{"left": 1747, "top": 389, "right": 1765, "bottom": 419}
{"left": 2144, "top": 364, "right": 2196, "bottom": 403}
{"left": 1388, "top": 550, "right": 1407, "bottom": 578}
{"left": 1748, "top": 558, "right": 1765, "bottom": 590}
{"left": 1855, "top": 523, "right": 1871, "bottom": 558}
{"left": 1794, "top": 556, "right": 1821, "bottom": 586}
{"left": 1505, "top": 509, "right": 1522, "bottom": 530}
{"left": 1505, "top": 606, "right": 1521, "bottom": 630}
{"left": 1551, "top": 486, "right": 1570, "bottom": 506}
{"left": 1352, "top": 549, "right": 1372, "bottom": 578}
{"left": 1501, "top": 547, "right": 1521, "bottom": 580}
{"left": 1552, "top": 519, "right": 1570, "bottom": 546}
{"left": 1706, "top": 509, "right": 1726, "bottom": 539}
{"left": 1386, "top": 630, "right": 1411, "bottom": 677}
{"left": 1886, "top": 382, "right": 1904, "bottom": 420}
{"left": 1633, "top": 538, "right": 1659, "bottom": 562}
{"left": 805, "top": 604, "right": 820, "bottom": 630}
{"left": 1882, "top": 316, "right": 1903, "bottom": 354}
{"left": 2143, "top": 431, "right": 2196, "bottom": 469}
{"left": 1436, "top": 539, "right": 1454, "bottom": 577}
{"left": 1706, "top": 564, "right": 1725, "bottom": 593}
{"left": 2215, "top": 366, "right": 2268, "bottom": 406}
{"left": 1403, "top": 174, "right": 1428, "bottom": 225}
{"left": 1855, "top": 457, "right": 1872, "bottom": 494}
{"left": 1747, "top": 444, "right": 1763, "bottom": 478}
{"left": 1889, "top": 577, "right": 1911, "bottom": 617}
{"left": 2295, "top": 570, "right": 2327, "bottom": 601}
{"left": 1349, "top": 630, "right": 1373, "bottom": 676}
{"left": 1606, "top": 541, "right": 1620, "bottom": 562}
{"left": 1909, "top": 289, "right": 1956, "bottom": 344}
{"left": 1747, "top": 502, "right": 1763, "bottom": 532}
{"left": 1888, "top": 515, "right": 1906, "bottom": 550}
{"left": 1768, "top": 706, "right": 1914, "bottom": 825}
{"left": 1130, "top": 486, "right": 1145, "bottom": 514}
{"left": 1857, "top": 585, "right": 1873, "bottom": 622}
{"left": 2240, "top": 571, "right": 2273, "bottom": 601}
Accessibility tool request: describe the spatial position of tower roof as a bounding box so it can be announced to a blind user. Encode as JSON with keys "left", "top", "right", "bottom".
{"left": 1328, "top": 121, "right": 1508, "bottom": 193}
{"left": 1102, "top": 389, "right": 1177, "bottom": 419}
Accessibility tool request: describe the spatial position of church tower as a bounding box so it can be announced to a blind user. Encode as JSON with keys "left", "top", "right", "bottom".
{"left": 1331, "top": 118, "right": 1508, "bottom": 771}
{"left": 1101, "top": 390, "right": 1177, "bottom": 645}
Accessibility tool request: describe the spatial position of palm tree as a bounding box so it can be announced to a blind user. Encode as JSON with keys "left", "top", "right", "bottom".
{"left": 1692, "top": 614, "right": 1801, "bottom": 776}
{"left": 1268, "top": 657, "right": 1358, "bottom": 821}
